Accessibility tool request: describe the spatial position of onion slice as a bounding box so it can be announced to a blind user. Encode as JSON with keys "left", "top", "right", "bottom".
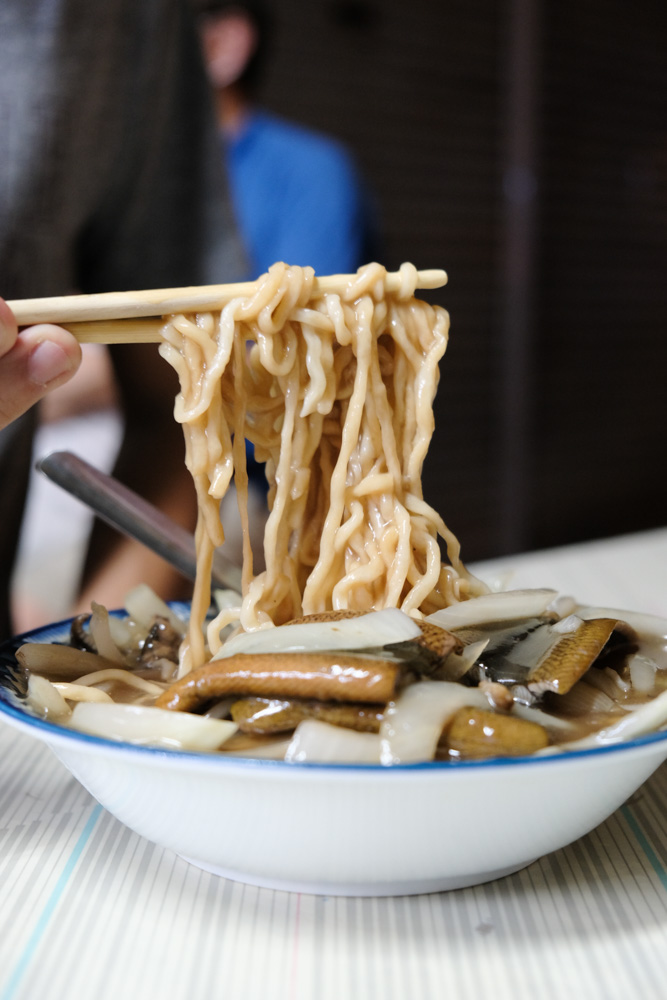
{"left": 27, "top": 675, "right": 72, "bottom": 722}
{"left": 440, "top": 639, "right": 489, "bottom": 681}
{"left": 285, "top": 720, "right": 381, "bottom": 763}
{"left": 628, "top": 654, "right": 657, "bottom": 694}
{"left": 89, "top": 602, "right": 126, "bottom": 664}
{"left": 425, "top": 589, "right": 557, "bottom": 630}
{"left": 213, "top": 608, "right": 421, "bottom": 660}
{"left": 68, "top": 703, "right": 237, "bottom": 751}
{"left": 380, "top": 682, "right": 490, "bottom": 764}
{"left": 124, "top": 584, "right": 187, "bottom": 636}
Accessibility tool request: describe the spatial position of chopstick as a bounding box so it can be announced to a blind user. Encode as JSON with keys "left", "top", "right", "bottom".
{"left": 37, "top": 451, "right": 242, "bottom": 592}
{"left": 7, "top": 268, "right": 447, "bottom": 344}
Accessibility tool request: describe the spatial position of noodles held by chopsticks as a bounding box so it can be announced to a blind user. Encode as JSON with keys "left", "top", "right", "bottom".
{"left": 157, "top": 262, "right": 484, "bottom": 675}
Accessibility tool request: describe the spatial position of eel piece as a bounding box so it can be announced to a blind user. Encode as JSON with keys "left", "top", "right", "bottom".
{"left": 230, "top": 697, "right": 384, "bottom": 734}
{"left": 155, "top": 651, "right": 400, "bottom": 712}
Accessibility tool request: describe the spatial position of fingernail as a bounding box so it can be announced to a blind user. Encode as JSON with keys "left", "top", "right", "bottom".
{"left": 28, "top": 340, "right": 73, "bottom": 386}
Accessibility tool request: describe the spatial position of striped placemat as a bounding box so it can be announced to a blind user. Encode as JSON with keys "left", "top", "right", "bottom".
{"left": 1, "top": 727, "right": 666, "bottom": 1000}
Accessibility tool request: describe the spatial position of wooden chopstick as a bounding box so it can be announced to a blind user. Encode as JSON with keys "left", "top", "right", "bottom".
{"left": 7, "top": 269, "right": 447, "bottom": 345}
{"left": 58, "top": 319, "right": 166, "bottom": 345}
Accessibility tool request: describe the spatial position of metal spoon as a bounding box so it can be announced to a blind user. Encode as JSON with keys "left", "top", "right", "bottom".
{"left": 36, "top": 451, "right": 242, "bottom": 593}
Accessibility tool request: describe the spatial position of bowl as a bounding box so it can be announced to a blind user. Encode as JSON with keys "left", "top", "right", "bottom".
{"left": 2, "top": 608, "right": 667, "bottom": 897}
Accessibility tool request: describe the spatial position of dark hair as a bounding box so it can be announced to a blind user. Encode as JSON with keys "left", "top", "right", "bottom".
{"left": 193, "top": 1, "right": 271, "bottom": 95}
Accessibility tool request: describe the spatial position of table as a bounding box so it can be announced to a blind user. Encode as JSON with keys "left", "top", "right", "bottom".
{"left": 2, "top": 529, "right": 667, "bottom": 1000}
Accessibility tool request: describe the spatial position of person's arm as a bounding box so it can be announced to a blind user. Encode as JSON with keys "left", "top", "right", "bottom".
{"left": 0, "top": 298, "right": 81, "bottom": 431}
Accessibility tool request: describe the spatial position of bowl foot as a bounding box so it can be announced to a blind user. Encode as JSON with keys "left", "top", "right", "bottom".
{"left": 178, "top": 855, "right": 534, "bottom": 896}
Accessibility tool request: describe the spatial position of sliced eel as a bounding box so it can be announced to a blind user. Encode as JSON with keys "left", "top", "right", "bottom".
{"left": 231, "top": 697, "right": 384, "bottom": 734}
{"left": 155, "top": 651, "right": 400, "bottom": 713}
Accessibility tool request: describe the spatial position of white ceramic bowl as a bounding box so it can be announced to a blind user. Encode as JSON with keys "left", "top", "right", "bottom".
{"left": 2, "top": 610, "right": 667, "bottom": 897}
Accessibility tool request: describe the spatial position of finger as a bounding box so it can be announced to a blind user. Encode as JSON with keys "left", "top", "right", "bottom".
{"left": 0, "top": 323, "right": 82, "bottom": 431}
{"left": 0, "top": 297, "right": 19, "bottom": 359}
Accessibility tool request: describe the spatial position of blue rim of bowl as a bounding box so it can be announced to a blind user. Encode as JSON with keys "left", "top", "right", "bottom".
{"left": 2, "top": 608, "right": 667, "bottom": 773}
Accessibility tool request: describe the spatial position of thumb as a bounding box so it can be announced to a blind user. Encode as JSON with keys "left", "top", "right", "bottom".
{"left": 0, "top": 304, "right": 82, "bottom": 430}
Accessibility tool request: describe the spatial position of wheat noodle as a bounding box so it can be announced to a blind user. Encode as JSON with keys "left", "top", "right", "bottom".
{"left": 157, "top": 262, "right": 485, "bottom": 673}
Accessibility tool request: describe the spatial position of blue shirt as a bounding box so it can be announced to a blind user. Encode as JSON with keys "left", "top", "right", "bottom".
{"left": 224, "top": 110, "right": 375, "bottom": 277}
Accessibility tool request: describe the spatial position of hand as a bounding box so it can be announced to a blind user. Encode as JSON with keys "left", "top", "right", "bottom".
{"left": 0, "top": 297, "right": 82, "bottom": 431}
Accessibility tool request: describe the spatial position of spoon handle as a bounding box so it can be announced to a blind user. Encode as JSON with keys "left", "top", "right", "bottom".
{"left": 36, "top": 451, "right": 242, "bottom": 595}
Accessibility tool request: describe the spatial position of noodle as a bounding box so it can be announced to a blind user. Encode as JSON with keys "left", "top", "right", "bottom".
{"left": 157, "top": 262, "right": 485, "bottom": 674}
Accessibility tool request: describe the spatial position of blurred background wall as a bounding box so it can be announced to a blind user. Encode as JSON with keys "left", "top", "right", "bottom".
{"left": 255, "top": 0, "right": 667, "bottom": 561}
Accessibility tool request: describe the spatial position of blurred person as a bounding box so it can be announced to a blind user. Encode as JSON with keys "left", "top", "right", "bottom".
{"left": 195, "top": 0, "right": 378, "bottom": 277}
{"left": 0, "top": 0, "right": 247, "bottom": 638}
